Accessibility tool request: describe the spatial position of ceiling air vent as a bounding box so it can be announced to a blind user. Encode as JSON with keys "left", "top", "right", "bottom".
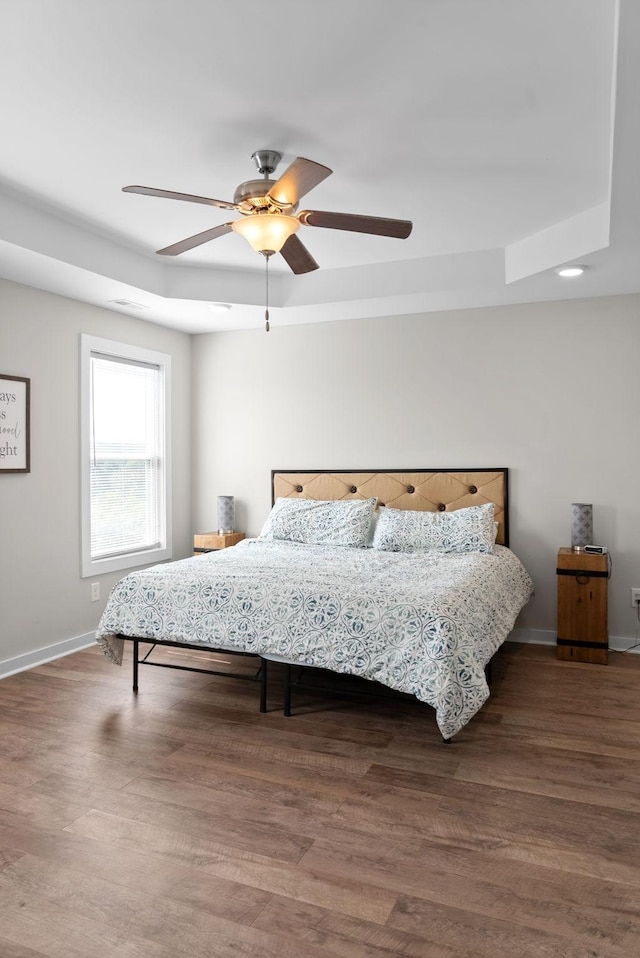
{"left": 108, "top": 298, "right": 150, "bottom": 310}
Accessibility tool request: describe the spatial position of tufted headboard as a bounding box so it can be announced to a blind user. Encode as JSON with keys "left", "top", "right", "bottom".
{"left": 272, "top": 468, "right": 509, "bottom": 546}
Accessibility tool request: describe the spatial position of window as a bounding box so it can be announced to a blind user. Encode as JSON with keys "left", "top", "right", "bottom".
{"left": 81, "top": 335, "right": 172, "bottom": 577}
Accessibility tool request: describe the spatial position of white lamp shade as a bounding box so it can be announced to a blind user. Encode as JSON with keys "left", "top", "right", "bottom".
{"left": 232, "top": 213, "right": 300, "bottom": 253}
{"left": 571, "top": 503, "right": 593, "bottom": 550}
{"left": 217, "top": 496, "right": 235, "bottom": 534}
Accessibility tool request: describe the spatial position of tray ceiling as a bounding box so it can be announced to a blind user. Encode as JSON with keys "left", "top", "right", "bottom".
{"left": 0, "top": 0, "right": 637, "bottom": 333}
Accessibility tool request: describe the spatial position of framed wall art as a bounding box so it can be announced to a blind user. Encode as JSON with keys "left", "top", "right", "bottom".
{"left": 0, "top": 374, "right": 30, "bottom": 473}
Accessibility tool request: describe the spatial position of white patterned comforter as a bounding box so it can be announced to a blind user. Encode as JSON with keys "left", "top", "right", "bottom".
{"left": 96, "top": 539, "right": 533, "bottom": 739}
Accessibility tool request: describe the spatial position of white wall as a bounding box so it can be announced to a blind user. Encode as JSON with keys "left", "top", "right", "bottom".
{"left": 0, "top": 278, "right": 192, "bottom": 670}
{"left": 192, "top": 293, "right": 640, "bottom": 643}
{"left": 2, "top": 282, "right": 638, "bottom": 670}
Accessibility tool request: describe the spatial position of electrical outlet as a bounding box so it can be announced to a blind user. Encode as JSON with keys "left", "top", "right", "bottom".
{"left": 631, "top": 588, "right": 640, "bottom": 608}
{"left": 90, "top": 582, "right": 100, "bottom": 602}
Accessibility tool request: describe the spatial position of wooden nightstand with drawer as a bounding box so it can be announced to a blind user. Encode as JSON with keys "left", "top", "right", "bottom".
{"left": 193, "top": 532, "right": 245, "bottom": 555}
{"left": 556, "top": 547, "right": 609, "bottom": 664}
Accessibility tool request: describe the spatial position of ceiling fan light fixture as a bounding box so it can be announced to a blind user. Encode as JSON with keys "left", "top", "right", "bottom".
{"left": 231, "top": 213, "right": 299, "bottom": 255}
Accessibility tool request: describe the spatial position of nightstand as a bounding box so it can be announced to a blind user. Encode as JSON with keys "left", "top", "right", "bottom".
{"left": 193, "top": 532, "right": 245, "bottom": 555}
{"left": 556, "top": 547, "right": 609, "bottom": 664}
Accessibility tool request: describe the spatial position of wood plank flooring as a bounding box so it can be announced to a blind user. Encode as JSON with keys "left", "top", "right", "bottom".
{"left": 1, "top": 641, "right": 640, "bottom": 957}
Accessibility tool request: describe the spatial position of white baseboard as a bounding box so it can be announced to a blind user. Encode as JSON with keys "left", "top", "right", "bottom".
{"left": 508, "top": 627, "right": 640, "bottom": 654}
{"left": 0, "top": 632, "right": 96, "bottom": 680}
{"left": 509, "top": 627, "right": 555, "bottom": 646}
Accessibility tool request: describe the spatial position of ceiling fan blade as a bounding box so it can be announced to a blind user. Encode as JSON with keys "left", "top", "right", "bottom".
{"left": 156, "top": 222, "right": 234, "bottom": 256}
{"left": 279, "top": 234, "right": 319, "bottom": 274}
{"left": 299, "top": 209, "right": 412, "bottom": 239}
{"left": 123, "top": 185, "right": 237, "bottom": 211}
{"left": 266, "top": 157, "right": 332, "bottom": 208}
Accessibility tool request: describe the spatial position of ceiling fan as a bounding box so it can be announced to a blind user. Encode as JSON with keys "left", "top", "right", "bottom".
{"left": 122, "top": 149, "right": 413, "bottom": 276}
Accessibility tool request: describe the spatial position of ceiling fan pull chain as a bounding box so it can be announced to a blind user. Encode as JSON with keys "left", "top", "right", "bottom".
{"left": 264, "top": 253, "right": 270, "bottom": 332}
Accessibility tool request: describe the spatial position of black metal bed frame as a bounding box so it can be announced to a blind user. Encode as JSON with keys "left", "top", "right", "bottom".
{"left": 118, "top": 635, "right": 268, "bottom": 713}
{"left": 116, "top": 637, "right": 493, "bottom": 743}
{"left": 281, "top": 658, "right": 494, "bottom": 744}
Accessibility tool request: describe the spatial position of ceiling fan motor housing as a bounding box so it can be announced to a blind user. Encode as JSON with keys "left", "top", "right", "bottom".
{"left": 233, "top": 178, "right": 297, "bottom": 214}
{"left": 234, "top": 178, "right": 275, "bottom": 209}
{"left": 232, "top": 149, "right": 297, "bottom": 213}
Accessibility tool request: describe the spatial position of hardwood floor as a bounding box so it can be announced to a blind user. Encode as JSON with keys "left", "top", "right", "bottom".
{"left": 1, "top": 641, "right": 640, "bottom": 957}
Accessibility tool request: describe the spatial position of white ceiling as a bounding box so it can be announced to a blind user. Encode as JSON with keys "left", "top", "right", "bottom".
{"left": 0, "top": 0, "right": 637, "bottom": 334}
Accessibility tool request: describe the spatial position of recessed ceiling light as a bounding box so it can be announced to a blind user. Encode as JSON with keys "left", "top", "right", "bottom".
{"left": 555, "top": 265, "right": 587, "bottom": 278}
{"left": 208, "top": 302, "right": 232, "bottom": 312}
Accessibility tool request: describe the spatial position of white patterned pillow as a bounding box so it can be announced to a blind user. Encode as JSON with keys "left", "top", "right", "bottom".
{"left": 372, "top": 502, "right": 496, "bottom": 554}
{"left": 260, "top": 497, "right": 377, "bottom": 548}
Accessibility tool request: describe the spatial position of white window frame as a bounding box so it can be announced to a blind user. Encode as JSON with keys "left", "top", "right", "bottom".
{"left": 80, "top": 334, "right": 172, "bottom": 578}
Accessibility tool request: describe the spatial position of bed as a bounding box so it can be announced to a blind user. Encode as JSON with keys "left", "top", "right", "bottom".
{"left": 96, "top": 468, "right": 533, "bottom": 740}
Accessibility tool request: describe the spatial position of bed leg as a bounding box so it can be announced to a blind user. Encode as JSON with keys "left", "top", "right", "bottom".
{"left": 133, "top": 639, "right": 139, "bottom": 693}
{"left": 284, "top": 664, "right": 292, "bottom": 717}
{"left": 259, "top": 658, "right": 267, "bottom": 713}
{"left": 442, "top": 736, "right": 451, "bottom": 745}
